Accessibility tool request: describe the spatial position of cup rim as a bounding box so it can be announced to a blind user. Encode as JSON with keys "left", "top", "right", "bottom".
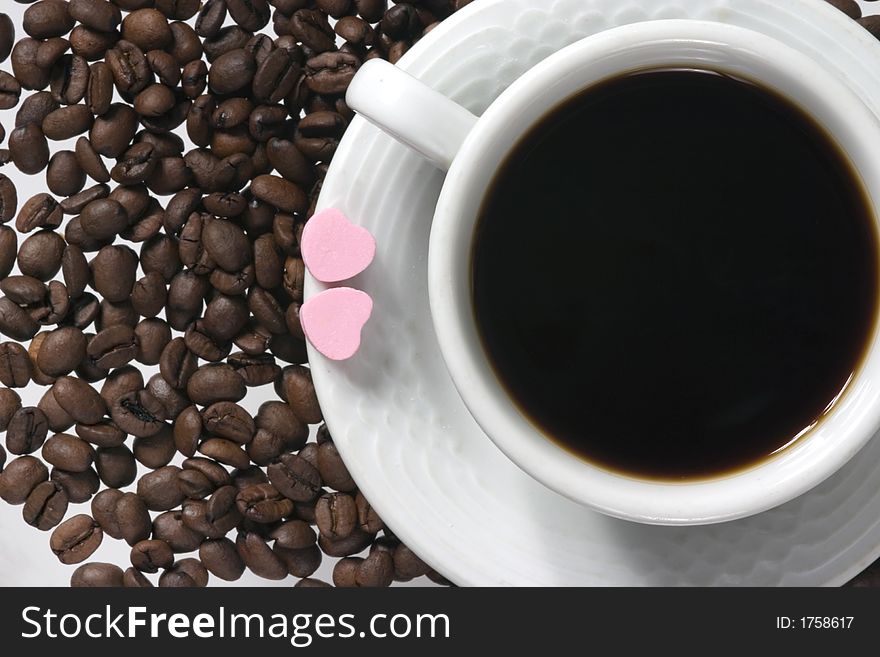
{"left": 428, "top": 19, "right": 880, "bottom": 525}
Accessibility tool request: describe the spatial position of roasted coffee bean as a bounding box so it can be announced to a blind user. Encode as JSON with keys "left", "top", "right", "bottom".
{"left": 160, "top": 337, "right": 198, "bottom": 389}
{"left": 251, "top": 174, "right": 307, "bottom": 213}
{"left": 38, "top": 387, "right": 74, "bottom": 432}
{"left": 315, "top": 492, "right": 357, "bottom": 540}
{"left": 153, "top": 510, "right": 204, "bottom": 553}
{"left": 37, "top": 327, "right": 87, "bottom": 377}
{"left": 50, "top": 514, "right": 103, "bottom": 565}
{"left": 187, "top": 363, "right": 247, "bottom": 406}
{"left": 43, "top": 433, "right": 94, "bottom": 472}
{"left": 70, "top": 562, "right": 124, "bottom": 587}
{"left": 275, "top": 365, "right": 322, "bottom": 423}
{"left": 267, "top": 453, "right": 322, "bottom": 502}
{"left": 290, "top": 8, "right": 336, "bottom": 52}
{"left": 90, "top": 245, "right": 138, "bottom": 303}
{"left": 317, "top": 440, "right": 356, "bottom": 492}
{"left": 134, "top": 317, "right": 171, "bottom": 363}
{"left": 0, "top": 387, "right": 21, "bottom": 433}
{"left": 75, "top": 420, "right": 125, "bottom": 448}
{"left": 332, "top": 556, "right": 359, "bottom": 587}
{"left": 282, "top": 256, "right": 305, "bottom": 303}
{"left": 70, "top": 0, "right": 122, "bottom": 33}
{"left": 90, "top": 103, "right": 139, "bottom": 157}
{"left": 138, "top": 465, "right": 185, "bottom": 511}
{"left": 199, "top": 537, "right": 245, "bottom": 581}
{"left": 201, "top": 401, "right": 255, "bottom": 444}
{"left": 88, "top": 325, "right": 137, "bottom": 370}
{"left": 68, "top": 25, "right": 119, "bottom": 62}
{"left": 0, "top": 228, "right": 16, "bottom": 282}
{"left": 18, "top": 230, "right": 65, "bottom": 281}
{"left": 1, "top": 275, "right": 46, "bottom": 306}
{"left": 165, "top": 557, "right": 210, "bottom": 587}
{"left": 43, "top": 105, "right": 94, "bottom": 141}
{"left": 74, "top": 137, "right": 111, "bottom": 183}
{"left": 392, "top": 543, "right": 430, "bottom": 581}
{"left": 130, "top": 538, "right": 174, "bottom": 573}
{"left": 9, "top": 123, "right": 50, "bottom": 175}
{"left": 94, "top": 445, "right": 137, "bottom": 488}
{"left": 182, "top": 497, "right": 231, "bottom": 537}
{"left": 0, "top": 178, "right": 16, "bottom": 230}
{"left": 255, "top": 401, "right": 308, "bottom": 449}
{"left": 52, "top": 376, "right": 106, "bottom": 425}
{"left": 0, "top": 343, "right": 31, "bottom": 388}
{"left": 141, "top": 233, "right": 183, "bottom": 280}
{"left": 110, "top": 388, "right": 166, "bottom": 437}
{"left": 236, "top": 530, "right": 288, "bottom": 579}
{"left": 123, "top": 567, "right": 153, "bottom": 587}
{"left": 50, "top": 54, "right": 90, "bottom": 105}
{"left": 356, "top": 491, "right": 384, "bottom": 534}
{"left": 146, "top": 373, "right": 189, "bottom": 419}
{"left": 0, "top": 455, "right": 49, "bottom": 505}
{"left": 0, "top": 71, "right": 21, "bottom": 111}
{"left": 305, "top": 52, "right": 360, "bottom": 95}
{"left": 172, "top": 405, "right": 202, "bottom": 457}
{"left": 209, "top": 48, "right": 256, "bottom": 95}
{"left": 99, "top": 366, "right": 142, "bottom": 405}
{"left": 6, "top": 407, "right": 49, "bottom": 455}
{"left": 231, "top": 465, "right": 268, "bottom": 491}
{"left": 79, "top": 199, "right": 127, "bottom": 242}
{"left": 17, "top": 91, "right": 59, "bottom": 129}
{"left": 47, "top": 151, "right": 86, "bottom": 198}
{"left": 89, "top": 487, "right": 122, "bottom": 536}
{"left": 0, "top": 13, "right": 13, "bottom": 64}
{"left": 133, "top": 422, "right": 176, "bottom": 468}
{"left": 227, "top": 352, "right": 279, "bottom": 388}
{"left": 16, "top": 193, "right": 62, "bottom": 234}
{"left": 23, "top": 480, "right": 68, "bottom": 531}
{"left": 319, "top": 528, "right": 373, "bottom": 558}
{"left": 829, "top": 1, "right": 861, "bottom": 20}
{"left": 181, "top": 58, "right": 208, "bottom": 98}
{"left": 51, "top": 467, "right": 99, "bottom": 503}
{"left": 271, "top": 519, "right": 315, "bottom": 550}
{"left": 177, "top": 467, "right": 213, "bottom": 499}
{"left": 185, "top": 321, "right": 231, "bottom": 362}
{"left": 236, "top": 483, "right": 294, "bottom": 523}
{"left": 199, "top": 438, "right": 250, "bottom": 469}
{"left": 158, "top": 568, "right": 195, "bottom": 587}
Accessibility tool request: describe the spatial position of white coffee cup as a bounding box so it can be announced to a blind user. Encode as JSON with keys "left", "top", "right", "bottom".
{"left": 346, "top": 19, "right": 880, "bottom": 525}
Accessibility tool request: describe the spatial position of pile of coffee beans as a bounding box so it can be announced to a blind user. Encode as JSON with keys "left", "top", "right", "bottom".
{"left": 0, "top": 0, "right": 469, "bottom": 588}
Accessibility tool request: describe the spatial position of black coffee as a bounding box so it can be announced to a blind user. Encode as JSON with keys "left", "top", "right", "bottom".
{"left": 472, "top": 68, "right": 879, "bottom": 480}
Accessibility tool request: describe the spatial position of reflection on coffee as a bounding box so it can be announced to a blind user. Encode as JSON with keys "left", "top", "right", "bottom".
{"left": 472, "top": 68, "right": 879, "bottom": 480}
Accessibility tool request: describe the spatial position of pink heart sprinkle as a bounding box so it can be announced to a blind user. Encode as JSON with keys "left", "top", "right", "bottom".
{"left": 301, "top": 208, "right": 377, "bottom": 283}
{"left": 301, "top": 287, "right": 374, "bottom": 361}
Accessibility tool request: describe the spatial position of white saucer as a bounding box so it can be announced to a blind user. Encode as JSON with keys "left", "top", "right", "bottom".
{"left": 306, "top": 0, "right": 880, "bottom": 585}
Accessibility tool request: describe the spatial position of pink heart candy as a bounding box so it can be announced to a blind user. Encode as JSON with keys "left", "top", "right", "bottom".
{"left": 301, "top": 287, "right": 374, "bottom": 361}
{"left": 301, "top": 208, "right": 377, "bottom": 283}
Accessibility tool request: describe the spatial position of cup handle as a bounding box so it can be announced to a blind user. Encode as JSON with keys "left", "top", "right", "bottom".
{"left": 346, "top": 59, "right": 479, "bottom": 171}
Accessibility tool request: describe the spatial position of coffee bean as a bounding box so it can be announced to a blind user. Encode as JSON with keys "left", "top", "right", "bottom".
{"left": 94, "top": 445, "right": 137, "bottom": 488}
{"left": 134, "top": 317, "right": 171, "bottom": 363}
{"left": 91, "top": 244, "right": 138, "bottom": 303}
{"left": 199, "top": 438, "right": 250, "bottom": 469}
{"left": 167, "top": 557, "right": 210, "bottom": 587}
{"left": 51, "top": 467, "right": 99, "bottom": 503}
{"left": 23, "top": 480, "right": 69, "bottom": 531}
{"left": 70, "top": 562, "right": 124, "bottom": 587}
{"left": 1, "top": 275, "right": 46, "bottom": 306}
{"left": 236, "top": 530, "right": 288, "bottom": 579}
{"left": 201, "top": 401, "right": 255, "bottom": 444}
{"left": 12, "top": 37, "right": 51, "bottom": 91}
{"left": 295, "top": 577, "right": 331, "bottom": 588}
{"left": 16, "top": 193, "right": 62, "bottom": 235}
{"left": 38, "top": 387, "right": 73, "bottom": 432}
{"left": 89, "top": 325, "right": 138, "bottom": 370}
{"left": 0, "top": 227, "right": 16, "bottom": 281}
{"left": 319, "top": 529, "right": 373, "bottom": 558}
{"left": 50, "top": 514, "right": 103, "bottom": 565}
{"left": 0, "top": 342, "right": 32, "bottom": 387}
{"left": 6, "top": 407, "right": 49, "bottom": 457}
{"left": 52, "top": 376, "right": 106, "bottom": 425}
{"left": 209, "top": 48, "right": 255, "bottom": 95}
{"left": 187, "top": 363, "right": 247, "bottom": 405}
{"left": 50, "top": 54, "right": 90, "bottom": 106}
{"left": 271, "top": 519, "right": 316, "bottom": 549}
{"left": 332, "top": 556, "right": 359, "bottom": 587}
{"left": 37, "top": 327, "right": 87, "bottom": 377}
{"left": 133, "top": 421, "right": 176, "bottom": 468}
{"left": 315, "top": 492, "right": 357, "bottom": 540}
{"left": 18, "top": 230, "right": 65, "bottom": 282}
{"left": 172, "top": 405, "right": 202, "bottom": 458}
{"left": 267, "top": 453, "right": 322, "bottom": 502}
{"left": 138, "top": 465, "right": 185, "bottom": 511}
{"left": 0, "top": 455, "right": 49, "bottom": 505}
{"left": 153, "top": 510, "right": 204, "bottom": 553}
{"left": 158, "top": 568, "right": 195, "bottom": 587}
{"left": 305, "top": 52, "right": 360, "bottom": 95}
{"left": 316, "top": 440, "right": 356, "bottom": 492}
{"left": 123, "top": 567, "right": 153, "bottom": 587}
{"left": 185, "top": 320, "right": 231, "bottom": 362}
{"left": 75, "top": 420, "right": 125, "bottom": 448}
{"left": 236, "top": 483, "right": 294, "bottom": 523}
{"left": 199, "top": 537, "right": 245, "bottom": 581}
{"left": 43, "top": 105, "right": 94, "bottom": 141}
{"left": 202, "top": 294, "right": 249, "bottom": 343}
{"left": 0, "top": 387, "right": 21, "bottom": 432}
{"left": 0, "top": 13, "right": 13, "bottom": 64}
{"left": 130, "top": 538, "right": 174, "bottom": 573}
{"left": 9, "top": 123, "right": 50, "bottom": 175}
{"left": 178, "top": 467, "right": 213, "bottom": 499}
{"left": 74, "top": 137, "right": 111, "bottom": 184}
{"left": 99, "top": 365, "right": 142, "bottom": 406}
{"left": 90, "top": 103, "right": 139, "bottom": 157}
{"left": 110, "top": 388, "right": 166, "bottom": 437}
{"left": 43, "top": 433, "right": 94, "bottom": 472}
{"left": 228, "top": 352, "right": 280, "bottom": 388}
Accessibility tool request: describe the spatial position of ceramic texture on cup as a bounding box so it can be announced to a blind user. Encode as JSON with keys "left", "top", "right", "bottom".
{"left": 309, "top": 0, "right": 880, "bottom": 584}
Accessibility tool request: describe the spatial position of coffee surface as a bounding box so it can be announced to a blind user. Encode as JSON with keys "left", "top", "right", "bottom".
{"left": 472, "top": 69, "right": 879, "bottom": 480}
